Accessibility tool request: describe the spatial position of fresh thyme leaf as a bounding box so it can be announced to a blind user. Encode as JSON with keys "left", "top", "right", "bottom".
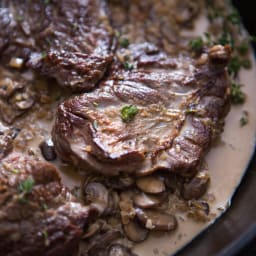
{"left": 227, "top": 10, "right": 240, "bottom": 25}
{"left": 121, "top": 105, "right": 139, "bottom": 122}
{"left": 42, "top": 203, "right": 48, "bottom": 211}
{"left": 41, "top": 51, "right": 47, "bottom": 59}
{"left": 189, "top": 37, "right": 204, "bottom": 52}
{"left": 228, "top": 57, "right": 251, "bottom": 76}
{"left": 230, "top": 83, "right": 246, "bottom": 104}
{"left": 241, "top": 59, "right": 251, "bottom": 69}
{"left": 204, "top": 32, "right": 212, "bottom": 46}
{"left": 18, "top": 177, "right": 35, "bottom": 194}
{"left": 237, "top": 43, "right": 249, "bottom": 55}
{"left": 249, "top": 35, "right": 256, "bottom": 42}
{"left": 217, "top": 32, "right": 234, "bottom": 49}
{"left": 42, "top": 230, "right": 50, "bottom": 246}
{"left": 207, "top": 7, "right": 224, "bottom": 22}
{"left": 228, "top": 57, "right": 242, "bottom": 77}
{"left": 123, "top": 62, "right": 134, "bottom": 71}
{"left": 12, "top": 169, "right": 19, "bottom": 174}
{"left": 240, "top": 111, "right": 249, "bottom": 127}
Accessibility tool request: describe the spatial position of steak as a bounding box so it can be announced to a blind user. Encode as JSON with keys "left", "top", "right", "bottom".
{"left": 52, "top": 43, "right": 231, "bottom": 177}
{"left": 0, "top": 0, "right": 113, "bottom": 91}
{"left": 0, "top": 153, "right": 93, "bottom": 256}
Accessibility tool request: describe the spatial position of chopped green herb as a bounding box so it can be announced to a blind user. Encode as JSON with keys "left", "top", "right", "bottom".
{"left": 12, "top": 169, "right": 19, "bottom": 174}
{"left": 241, "top": 59, "right": 251, "bottom": 69}
{"left": 228, "top": 57, "right": 242, "bottom": 77}
{"left": 207, "top": 7, "right": 224, "bottom": 22}
{"left": 42, "top": 230, "right": 48, "bottom": 239}
{"left": 119, "top": 37, "right": 130, "bottom": 48}
{"left": 18, "top": 177, "right": 35, "bottom": 195}
{"left": 204, "top": 32, "right": 212, "bottom": 46}
{"left": 230, "top": 83, "right": 246, "bottom": 104}
{"left": 240, "top": 111, "right": 249, "bottom": 127}
{"left": 42, "top": 230, "right": 50, "bottom": 246}
{"left": 237, "top": 43, "right": 249, "bottom": 55}
{"left": 189, "top": 37, "right": 204, "bottom": 52}
{"left": 121, "top": 105, "right": 139, "bottom": 122}
{"left": 217, "top": 32, "right": 234, "bottom": 49}
{"left": 249, "top": 35, "right": 256, "bottom": 42}
{"left": 228, "top": 57, "right": 251, "bottom": 76}
{"left": 45, "top": 38, "right": 52, "bottom": 47}
{"left": 42, "top": 203, "right": 48, "bottom": 211}
{"left": 124, "top": 62, "right": 134, "bottom": 71}
{"left": 41, "top": 52, "right": 47, "bottom": 59}
{"left": 227, "top": 10, "right": 240, "bottom": 25}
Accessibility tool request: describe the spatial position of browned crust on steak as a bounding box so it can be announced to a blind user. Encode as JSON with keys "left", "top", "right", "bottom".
{"left": 0, "top": 0, "right": 113, "bottom": 91}
{"left": 52, "top": 43, "right": 231, "bottom": 177}
{"left": 0, "top": 153, "right": 92, "bottom": 256}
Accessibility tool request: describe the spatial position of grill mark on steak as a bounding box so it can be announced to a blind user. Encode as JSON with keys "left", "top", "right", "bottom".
{"left": 0, "top": 0, "right": 113, "bottom": 91}
{"left": 52, "top": 43, "right": 231, "bottom": 177}
{"left": 0, "top": 153, "right": 93, "bottom": 256}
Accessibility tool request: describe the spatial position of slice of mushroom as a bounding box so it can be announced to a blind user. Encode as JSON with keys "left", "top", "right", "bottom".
{"left": 136, "top": 176, "right": 165, "bottom": 194}
{"left": 181, "top": 171, "right": 210, "bottom": 200}
{"left": 83, "top": 182, "right": 109, "bottom": 215}
{"left": 133, "top": 192, "right": 167, "bottom": 209}
{"left": 136, "top": 209, "right": 177, "bottom": 231}
{"left": 123, "top": 219, "right": 149, "bottom": 243}
{"left": 108, "top": 244, "right": 138, "bottom": 256}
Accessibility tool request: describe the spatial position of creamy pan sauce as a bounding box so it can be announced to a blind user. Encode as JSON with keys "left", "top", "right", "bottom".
{"left": 133, "top": 55, "right": 256, "bottom": 256}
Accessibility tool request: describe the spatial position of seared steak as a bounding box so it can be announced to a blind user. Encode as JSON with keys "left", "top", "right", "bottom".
{"left": 52, "top": 43, "right": 231, "bottom": 177}
{"left": 0, "top": 0, "right": 113, "bottom": 91}
{"left": 0, "top": 153, "right": 93, "bottom": 256}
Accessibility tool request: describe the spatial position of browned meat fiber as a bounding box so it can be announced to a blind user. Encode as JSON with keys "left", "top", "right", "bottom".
{"left": 0, "top": 153, "right": 93, "bottom": 256}
{"left": 52, "top": 43, "right": 231, "bottom": 177}
{"left": 0, "top": 0, "right": 113, "bottom": 91}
